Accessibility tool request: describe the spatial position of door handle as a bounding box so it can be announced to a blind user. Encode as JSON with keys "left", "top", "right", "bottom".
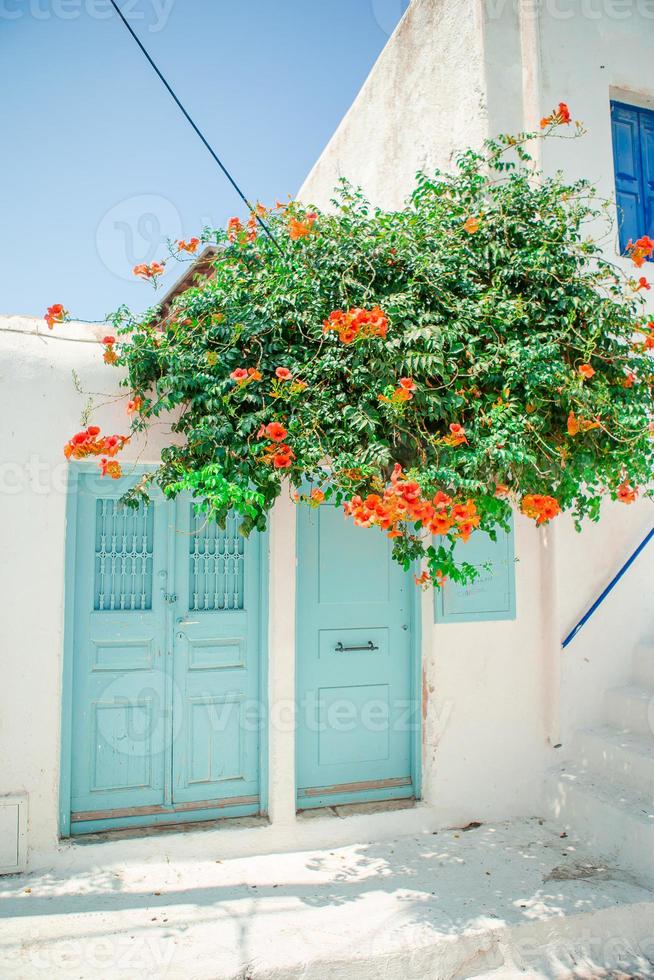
{"left": 176, "top": 618, "right": 199, "bottom": 626}
{"left": 334, "top": 641, "right": 379, "bottom": 653}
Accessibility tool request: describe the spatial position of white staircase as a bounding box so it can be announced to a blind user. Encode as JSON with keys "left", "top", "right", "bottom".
{"left": 547, "top": 642, "right": 654, "bottom": 884}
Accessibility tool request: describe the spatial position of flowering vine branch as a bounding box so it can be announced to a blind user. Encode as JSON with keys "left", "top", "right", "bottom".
{"left": 53, "top": 107, "right": 654, "bottom": 587}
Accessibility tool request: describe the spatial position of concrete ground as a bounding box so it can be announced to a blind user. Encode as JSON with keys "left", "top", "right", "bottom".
{"left": 1, "top": 815, "right": 654, "bottom": 979}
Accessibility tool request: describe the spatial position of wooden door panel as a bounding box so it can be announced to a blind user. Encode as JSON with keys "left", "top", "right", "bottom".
{"left": 171, "top": 504, "right": 261, "bottom": 807}
{"left": 297, "top": 503, "right": 414, "bottom": 807}
{"left": 70, "top": 478, "right": 169, "bottom": 824}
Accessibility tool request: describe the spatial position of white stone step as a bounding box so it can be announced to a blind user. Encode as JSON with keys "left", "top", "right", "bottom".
{"left": 634, "top": 643, "right": 654, "bottom": 688}
{"left": 4, "top": 815, "right": 654, "bottom": 980}
{"left": 546, "top": 765, "right": 654, "bottom": 884}
{"left": 574, "top": 727, "right": 654, "bottom": 799}
{"left": 605, "top": 684, "right": 654, "bottom": 737}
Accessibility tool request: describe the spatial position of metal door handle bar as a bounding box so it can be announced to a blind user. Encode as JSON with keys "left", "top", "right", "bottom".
{"left": 334, "top": 641, "right": 379, "bottom": 652}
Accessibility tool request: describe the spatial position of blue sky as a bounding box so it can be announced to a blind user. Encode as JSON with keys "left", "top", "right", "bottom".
{"left": 1, "top": 0, "right": 408, "bottom": 320}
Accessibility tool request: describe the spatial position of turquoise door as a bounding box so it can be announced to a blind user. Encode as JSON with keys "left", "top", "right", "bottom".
{"left": 171, "top": 502, "right": 261, "bottom": 811}
{"left": 67, "top": 473, "right": 263, "bottom": 834}
{"left": 296, "top": 502, "right": 417, "bottom": 809}
{"left": 69, "top": 478, "right": 169, "bottom": 828}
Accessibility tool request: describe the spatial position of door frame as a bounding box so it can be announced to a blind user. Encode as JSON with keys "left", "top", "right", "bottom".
{"left": 59, "top": 462, "right": 269, "bottom": 837}
{"left": 294, "top": 504, "right": 422, "bottom": 809}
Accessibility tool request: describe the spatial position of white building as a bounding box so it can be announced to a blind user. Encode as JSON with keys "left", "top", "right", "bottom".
{"left": 1, "top": 0, "right": 653, "bottom": 901}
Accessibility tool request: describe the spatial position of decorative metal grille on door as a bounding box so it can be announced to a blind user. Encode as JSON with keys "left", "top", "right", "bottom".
{"left": 93, "top": 498, "right": 154, "bottom": 611}
{"left": 189, "top": 507, "right": 245, "bottom": 611}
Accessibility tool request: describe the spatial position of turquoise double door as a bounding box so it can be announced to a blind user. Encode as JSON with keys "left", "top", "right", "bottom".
{"left": 66, "top": 477, "right": 417, "bottom": 833}
{"left": 296, "top": 502, "right": 417, "bottom": 808}
{"left": 67, "top": 473, "right": 263, "bottom": 834}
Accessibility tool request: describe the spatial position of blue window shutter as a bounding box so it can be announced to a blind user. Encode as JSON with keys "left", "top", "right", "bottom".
{"left": 638, "top": 108, "right": 654, "bottom": 243}
{"left": 611, "top": 101, "right": 644, "bottom": 253}
{"left": 434, "top": 517, "right": 516, "bottom": 624}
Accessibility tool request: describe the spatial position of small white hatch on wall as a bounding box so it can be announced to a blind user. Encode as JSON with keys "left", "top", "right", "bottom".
{"left": 0, "top": 794, "right": 27, "bottom": 874}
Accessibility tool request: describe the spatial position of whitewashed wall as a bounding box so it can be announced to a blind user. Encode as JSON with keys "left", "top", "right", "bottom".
{"left": 298, "top": 0, "right": 489, "bottom": 211}
{"left": 0, "top": 317, "right": 165, "bottom": 857}
{"left": 299, "top": 0, "right": 654, "bottom": 818}
{"left": 513, "top": 0, "right": 654, "bottom": 748}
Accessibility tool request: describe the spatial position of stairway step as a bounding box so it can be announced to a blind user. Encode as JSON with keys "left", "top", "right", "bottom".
{"left": 605, "top": 684, "right": 654, "bottom": 736}
{"left": 546, "top": 765, "right": 654, "bottom": 884}
{"left": 634, "top": 643, "right": 654, "bottom": 688}
{"left": 574, "top": 727, "right": 654, "bottom": 798}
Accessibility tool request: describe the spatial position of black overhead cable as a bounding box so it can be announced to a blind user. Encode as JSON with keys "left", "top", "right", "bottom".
{"left": 107, "top": 0, "right": 281, "bottom": 251}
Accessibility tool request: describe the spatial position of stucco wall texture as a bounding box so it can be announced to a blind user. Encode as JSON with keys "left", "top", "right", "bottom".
{"left": 300, "top": 0, "right": 489, "bottom": 211}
